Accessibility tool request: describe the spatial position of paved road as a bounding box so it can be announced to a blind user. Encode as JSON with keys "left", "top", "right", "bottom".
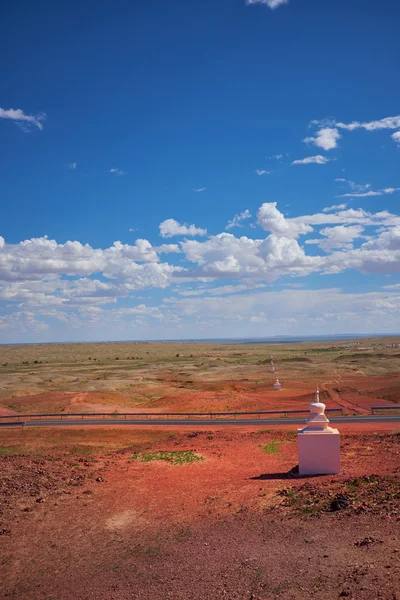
{"left": 1, "top": 415, "right": 400, "bottom": 427}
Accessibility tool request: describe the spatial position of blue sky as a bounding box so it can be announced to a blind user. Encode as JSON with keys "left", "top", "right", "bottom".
{"left": 1, "top": 0, "right": 400, "bottom": 342}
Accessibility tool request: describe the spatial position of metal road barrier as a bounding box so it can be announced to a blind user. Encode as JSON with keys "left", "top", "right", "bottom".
{"left": 370, "top": 405, "right": 400, "bottom": 415}
{"left": 0, "top": 408, "right": 343, "bottom": 422}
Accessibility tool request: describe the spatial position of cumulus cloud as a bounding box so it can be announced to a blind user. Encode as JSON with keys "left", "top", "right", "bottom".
{"left": 226, "top": 210, "right": 252, "bottom": 230}
{"left": 245, "top": 0, "right": 289, "bottom": 8}
{"left": 0, "top": 107, "right": 46, "bottom": 131}
{"left": 3, "top": 201, "right": 400, "bottom": 339}
{"left": 305, "top": 225, "right": 365, "bottom": 251}
{"left": 159, "top": 218, "right": 207, "bottom": 238}
{"left": 362, "top": 227, "right": 400, "bottom": 251}
{"left": 255, "top": 169, "right": 270, "bottom": 175}
{"left": 257, "top": 203, "right": 313, "bottom": 238}
{"left": 303, "top": 127, "right": 341, "bottom": 151}
{"left": 292, "top": 155, "right": 331, "bottom": 165}
{"left": 392, "top": 131, "right": 400, "bottom": 145}
{"left": 180, "top": 232, "right": 321, "bottom": 280}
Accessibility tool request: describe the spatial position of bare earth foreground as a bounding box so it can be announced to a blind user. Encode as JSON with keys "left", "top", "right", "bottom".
{"left": 0, "top": 339, "right": 400, "bottom": 599}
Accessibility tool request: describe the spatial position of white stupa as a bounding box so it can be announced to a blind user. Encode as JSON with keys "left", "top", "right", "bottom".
{"left": 302, "top": 387, "right": 335, "bottom": 433}
{"left": 273, "top": 378, "right": 281, "bottom": 391}
{"left": 297, "top": 386, "right": 340, "bottom": 475}
{"left": 271, "top": 358, "right": 275, "bottom": 373}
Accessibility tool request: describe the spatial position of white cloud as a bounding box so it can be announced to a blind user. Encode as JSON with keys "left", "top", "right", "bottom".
{"left": 0, "top": 107, "right": 46, "bottom": 132}
{"left": 336, "top": 180, "right": 371, "bottom": 193}
{"left": 290, "top": 207, "right": 399, "bottom": 229}
{"left": 322, "top": 204, "right": 347, "bottom": 213}
{"left": 226, "top": 209, "right": 252, "bottom": 230}
{"left": 68, "top": 162, "right": 77, "bottom": 170}
{"left": 159, "top": 218, "right": 207, "bottom": 238}
{"left": 155, "top": 244, "right": 181, "bottom": 254}
{"left": 311, "top": 115, "right": 400, "bottom": 146}
{"left": 305, "top": 225, "right": 365, "bottom": 251}
{"left": 336, "top": 115, "right": 400, "bottom": 132}
{"left": 163, "top": 287, "right": 400, "bottom": 336}
{"left": 3, "top": 201, "right": 400, "bottom": 340}
{"left": 303, "top": 127, "right": 341, "bottom": 151}
{"left": 255, "top": 169, "right": 270, "bottom": 175}
{"left": 245, "top": 0, "right": 289, "bottom": 8}
{"left": 193, "top": 187, "right": 206, "bottom": 192}
{"left": 392, "top": 131, "right": 400, "bottom": 145}
{"left": 382, "top": 283, "right": 400, "bottom": 290}
{"left": 180, "top": 232, "right": 321, "bottom": 280}
{"left": 340, "top": 187, "right": 400, "bottom": 198}
{"left": 178, "top": 283, "right": 266, "bottom": 297}
{"left": 269, "top": 154, "right": 283, "bottom": 160}
{"left": 109, "top": 168, "right": 125, "bottom": 176}
{"left": 292, "top": 155, "right": 331, "bottom": 165}
{"left": 257, "top": 203, "right": 313, "bottom": 238}
{"left": 362, "top": 227, "right": 400, "bottom": 251}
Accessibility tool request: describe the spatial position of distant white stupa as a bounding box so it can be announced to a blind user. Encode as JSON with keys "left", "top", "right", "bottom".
{"left": 273, "top": 378, "right": 281, "bottom": 391}
{"left": 271, "top": 355, "right": 275, "bottom": 373}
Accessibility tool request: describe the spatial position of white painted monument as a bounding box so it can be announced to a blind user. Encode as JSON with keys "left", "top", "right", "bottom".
{"left": 297, "top": 387, "right": 340, "bottom": 475}
{"left": 271, "top": 359, "right": 275, "bottom": 373}
{"left": 273, "top": 378, "right": 281, "bottom": 391}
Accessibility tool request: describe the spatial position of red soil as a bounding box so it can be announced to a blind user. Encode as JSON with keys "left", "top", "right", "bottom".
{"left": 2, "top": 374, "right": 400, "bottom": 417}
{"left": 1, "top": 429, "right": 399, "bottom": 599}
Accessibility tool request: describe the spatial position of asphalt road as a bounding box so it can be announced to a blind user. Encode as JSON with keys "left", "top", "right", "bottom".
{"left": 1, "top": 415, "right": 399, "bottom": 427}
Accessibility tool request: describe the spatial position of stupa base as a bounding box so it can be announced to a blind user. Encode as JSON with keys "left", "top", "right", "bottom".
{"left": 297, "top": 429, "right": 340, "bottom": 475}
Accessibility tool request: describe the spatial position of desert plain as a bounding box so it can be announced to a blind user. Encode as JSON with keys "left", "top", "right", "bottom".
{"left": 0, "top": 338, "right": 399, "bottom": 599}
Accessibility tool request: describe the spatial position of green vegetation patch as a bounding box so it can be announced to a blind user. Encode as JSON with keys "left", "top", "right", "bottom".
{"left": 261, "top": 440, "right": 282, "bottom": 455}
{"left": 0, "top": 445, "right": 22, "bottom": 456}
{"left": 132, "top": 450, "right": 204, "bottom": 465}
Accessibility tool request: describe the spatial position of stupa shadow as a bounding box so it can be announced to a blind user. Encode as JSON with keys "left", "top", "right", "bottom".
{"left": 250, "top": 466, "right": 326, "bottom": 480}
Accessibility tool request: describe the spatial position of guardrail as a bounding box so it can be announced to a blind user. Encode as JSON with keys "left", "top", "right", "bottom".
{"left": 370, "top": 405, "right": 400, "bottom": 415}
{"left": 0, "top": 408, "right": 343, "bottom": 421}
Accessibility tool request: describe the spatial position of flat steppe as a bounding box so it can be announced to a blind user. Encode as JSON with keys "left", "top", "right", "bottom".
{"left": 1, "top": 338, "right": 399, "bottom": 599}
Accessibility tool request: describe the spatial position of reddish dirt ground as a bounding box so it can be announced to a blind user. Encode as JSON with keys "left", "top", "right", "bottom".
{"left": 1, "top": 428, "right": 399, "bottom": 600}
{"left": 2, "top": 374, "right": 400, "bottom": 418}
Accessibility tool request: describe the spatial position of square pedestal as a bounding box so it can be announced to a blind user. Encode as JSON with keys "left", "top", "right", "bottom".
{"left": 297, "top": 430, "right": 340, "bottom": 475}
